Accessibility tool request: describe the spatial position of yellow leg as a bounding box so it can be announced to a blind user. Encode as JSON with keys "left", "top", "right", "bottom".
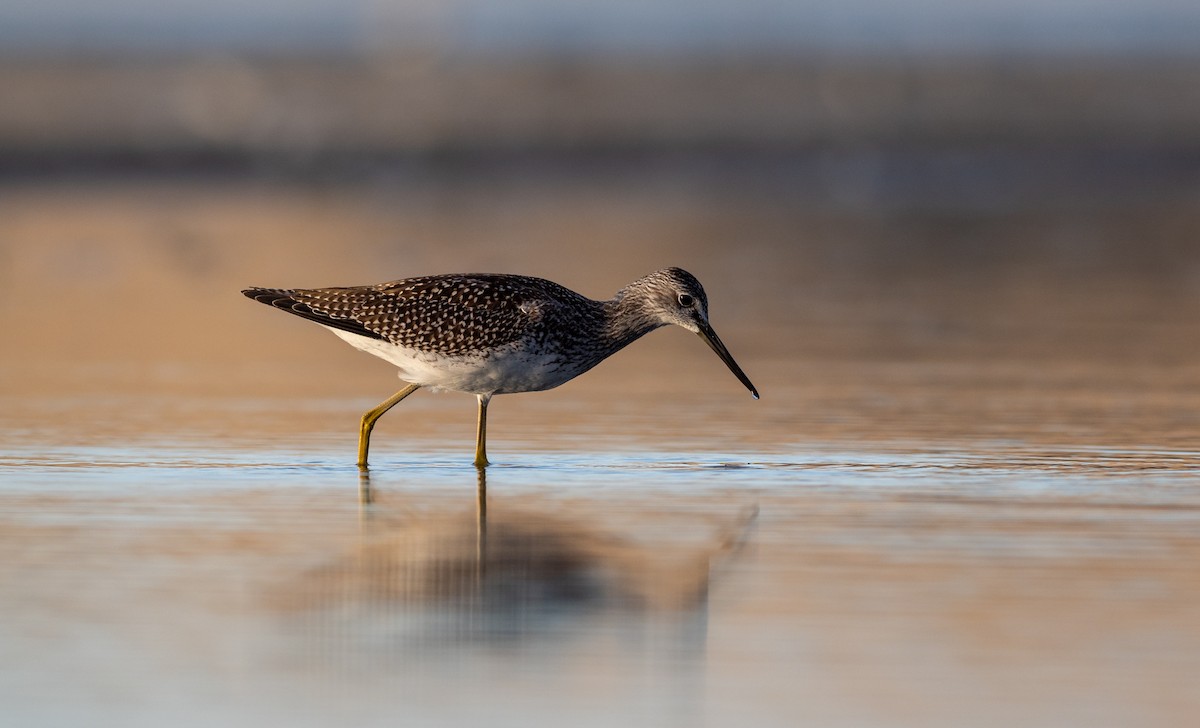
{"left": 358, "top": 384, "right": 420, "bottom": 469}
{"left": 474, "top": 394, "right": 491, "bottom": 468}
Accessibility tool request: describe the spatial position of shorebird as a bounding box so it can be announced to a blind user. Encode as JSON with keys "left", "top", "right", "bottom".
{"left": 242, "top": 268, "right": 758, "bottom": 468}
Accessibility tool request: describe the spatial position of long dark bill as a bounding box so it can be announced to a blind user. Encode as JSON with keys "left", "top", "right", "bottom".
{"left": 696, "top": 323, "right": 760, "bottom": 399}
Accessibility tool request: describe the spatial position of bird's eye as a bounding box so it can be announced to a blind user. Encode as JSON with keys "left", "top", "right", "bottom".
{"left": 677, "top": 293, "right": 694, "bottom": 307}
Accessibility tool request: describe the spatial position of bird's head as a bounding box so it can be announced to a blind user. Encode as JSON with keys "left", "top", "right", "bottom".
{"left": 623, "top": 268, "right": 759, "bottom": 399}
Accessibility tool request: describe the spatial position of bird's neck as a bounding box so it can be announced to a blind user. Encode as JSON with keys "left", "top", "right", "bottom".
{"left": 601, "top": 288, "right": 665, "bottom": 352}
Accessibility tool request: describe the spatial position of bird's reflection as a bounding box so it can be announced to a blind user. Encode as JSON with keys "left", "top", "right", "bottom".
{"left": 295, "top": 467, "right": 756, "bottom": 647}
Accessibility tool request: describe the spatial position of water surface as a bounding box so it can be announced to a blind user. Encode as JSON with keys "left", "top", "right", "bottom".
{"left": 3, "top": 396, "right": 1200, "bottom": 727}
{"left": 4, "top": 173, "right": 1200, "bottom": 727}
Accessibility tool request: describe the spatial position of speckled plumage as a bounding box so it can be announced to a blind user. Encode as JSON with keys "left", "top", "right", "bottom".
{"left": 245, "top": 274, "right": 597, "bottom": 357}
{"left": 242, "top": 268, "right": 757, "bottom": 467}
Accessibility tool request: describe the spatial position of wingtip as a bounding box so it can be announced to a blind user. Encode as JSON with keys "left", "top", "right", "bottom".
{"left": 242, "top": 287, "right": 286, "bottom": 303}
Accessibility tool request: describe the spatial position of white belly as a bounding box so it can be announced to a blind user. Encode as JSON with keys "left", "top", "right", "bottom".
{"left": 326, "top": 327, "right": 575, "bottom": 395}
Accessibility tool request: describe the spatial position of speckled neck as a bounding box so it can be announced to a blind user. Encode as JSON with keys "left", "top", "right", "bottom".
{"left": 601, "top": 282, "right": 668, "bottom": 353}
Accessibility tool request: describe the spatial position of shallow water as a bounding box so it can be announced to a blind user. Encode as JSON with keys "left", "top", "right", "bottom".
{"left": 4, "top": 414, "right": 1200, "bottom": 727}
{"left": 4, "top": 173, "right": 1200, "bottom": 726}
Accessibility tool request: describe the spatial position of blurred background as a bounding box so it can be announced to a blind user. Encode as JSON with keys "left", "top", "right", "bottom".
{"left": 6, "top": 6, "right": 1200, "bottom": 728}
{"left": 2, "top": 0, "right": 1200, "bottom": 444}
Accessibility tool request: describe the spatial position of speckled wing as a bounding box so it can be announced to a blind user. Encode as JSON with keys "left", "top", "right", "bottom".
{"left": 244, "top": 274, "right": 555, "bottom": 356}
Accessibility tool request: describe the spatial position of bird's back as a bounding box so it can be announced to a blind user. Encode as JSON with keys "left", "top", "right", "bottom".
{"left": 243, "top": 273, "right": 600, "bottom": 358}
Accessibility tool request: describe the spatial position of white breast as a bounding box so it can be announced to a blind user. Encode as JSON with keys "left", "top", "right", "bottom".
{"left": 325, "top": 327, "right": 575, "bottom": 395}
